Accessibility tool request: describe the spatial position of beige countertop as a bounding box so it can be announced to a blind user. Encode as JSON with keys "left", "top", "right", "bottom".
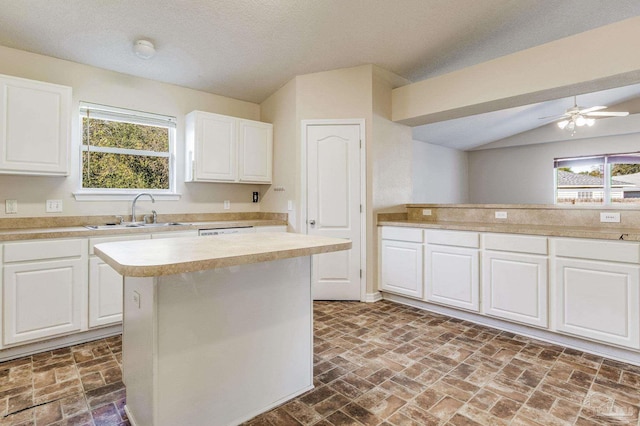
{"left": 94, "top": 232, "right": 351, "bottom": 277}
{"left": 378, "top": 220, "right": 640, "bottom": 241}
{"left": 0, "top": 220, "right": 285, "bottom": 242}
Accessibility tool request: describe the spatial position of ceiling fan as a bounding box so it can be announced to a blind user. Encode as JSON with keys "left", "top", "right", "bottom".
{"left": 541, "top": 96, "right": 629, "bottom": 133}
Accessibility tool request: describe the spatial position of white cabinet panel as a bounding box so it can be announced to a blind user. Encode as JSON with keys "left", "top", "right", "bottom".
{"left": 553, "top": 258, "right": 640, "bottom": 349}
{"left": 4, "top": 257, "right": 85, "bottom": 345}
{"left": 554, "top": 238, "right": 640, "bottom": 263}
{"left": 89, "top": 234, "right": 150, "bottom": 328}
{"left": 380, "top": 240, "right": 423, "bottom": 298}
{"left": 426, "top": 245, "right": 479, "bottom": 311}
{"left": 239, "top": 119, "right": 272, "bottom": 183}
{"left": 426, "top": 230, "right": 479, "bottom": 248}
{"left": 381, "top": 226, "right": 423, "bottom": 243}
{"left": 482, "top": 251, "right": 548, "bottom": 328}
{"left": 89, "top": 257, "right": 123, "bottom": 327}
{"left": 0, "top": 74, "right": 71, "bottom": 176}
{"left": 188, "top": 112, "right": 237, "bottom": 182}
{"left": 185, "top": 111, "right": 272, "bottom": 184}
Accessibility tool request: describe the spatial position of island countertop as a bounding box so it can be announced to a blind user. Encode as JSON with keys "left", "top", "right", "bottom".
{"left": 94, "top": 232, "right": 351, "bottom": 277}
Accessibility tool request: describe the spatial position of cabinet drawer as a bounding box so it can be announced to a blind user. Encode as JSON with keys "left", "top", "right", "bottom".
{"left": 381, "top": 226, "right": 423, "bottom": 243}
{"left": 89, "top": 234, "right": 151, "bottom": 254}
{"left": 426, "top": 230, "right": 479, "bottom": 248}
{"left": 553, "top": 238, "right": 640, "bottom": 263}
{"left": 483, "top": 233, "right": 547, "bottom": 255}
{"left": 4, "top": 239, "right": 85, "bottom": 263}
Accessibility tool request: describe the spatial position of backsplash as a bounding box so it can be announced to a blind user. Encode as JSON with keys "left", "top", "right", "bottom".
{"left": 403, "top": 204, "right": 640, "bottom": 229}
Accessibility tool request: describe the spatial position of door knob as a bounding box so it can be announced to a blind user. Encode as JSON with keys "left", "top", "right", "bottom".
{"left": 308, "top": 220, "right": 316, "bottom": 226}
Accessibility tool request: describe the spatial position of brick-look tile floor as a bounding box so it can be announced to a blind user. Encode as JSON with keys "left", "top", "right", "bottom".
{"left": 2, "top": 301, "right": 640, "bottom": 425}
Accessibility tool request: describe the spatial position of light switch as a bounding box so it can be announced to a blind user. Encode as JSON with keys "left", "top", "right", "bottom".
{"left": 5, "top": 199, "right": 17, "bottom": 214}
{"left": 287, "top": 200, "right": 293, "bottom": 211}
{"left": 224, "top": 200, "right": 230, "bottom": 210}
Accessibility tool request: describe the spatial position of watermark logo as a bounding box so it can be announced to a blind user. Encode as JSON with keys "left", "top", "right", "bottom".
{"left": 583, "top": 394, "right": 636, "bottom": 422}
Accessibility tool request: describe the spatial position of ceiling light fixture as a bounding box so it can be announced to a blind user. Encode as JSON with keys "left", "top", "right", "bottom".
{"left": 133, "top": 39, "right": 156, "bottom": 59}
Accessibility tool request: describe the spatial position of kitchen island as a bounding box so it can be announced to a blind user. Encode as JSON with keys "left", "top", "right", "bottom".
{"left": 95, "top": 232, "right": 351, "bottom": 426}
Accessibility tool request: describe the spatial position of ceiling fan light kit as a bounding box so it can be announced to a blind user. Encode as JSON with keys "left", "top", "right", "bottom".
{"left": 551, "top": 95, "right": 628, "bottom": 134}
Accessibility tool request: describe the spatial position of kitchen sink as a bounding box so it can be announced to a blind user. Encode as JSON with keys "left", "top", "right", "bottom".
{"left": 84, "top": 222, "right": 189, "bottom": 230}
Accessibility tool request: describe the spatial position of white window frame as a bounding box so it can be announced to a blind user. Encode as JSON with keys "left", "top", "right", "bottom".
{"left": 554, "top": 152, "right": 640, "bottom": 206}
{"left": 74, "top": 102, "right": 180, "bottom": 201}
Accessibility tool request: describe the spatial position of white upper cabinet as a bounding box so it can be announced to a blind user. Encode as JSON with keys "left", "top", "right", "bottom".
{"left": 0, "top": 74, "right": 71, "bottom": 176}
{"left": 238, "top": 119, "right": 272, "bottom": 183}
{"left": 185, "top": 111, "right": 272, "bottom": 184}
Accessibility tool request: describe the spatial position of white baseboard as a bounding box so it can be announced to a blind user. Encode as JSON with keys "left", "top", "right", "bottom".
{"left": 363, "top": 292, "right": 382, "bottom": 303}
{"left": 382, "top": 292, "right": 640, "bottom": 367}
{"left": 0, "top": 325, "right": 122, "bottom": 362}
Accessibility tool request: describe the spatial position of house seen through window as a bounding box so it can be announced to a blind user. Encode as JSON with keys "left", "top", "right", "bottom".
{"left": 555, "top": 153, "right": 640, "bottom": 205}
{"left": 80, "top": 103, "right": 176, "bottom": 192}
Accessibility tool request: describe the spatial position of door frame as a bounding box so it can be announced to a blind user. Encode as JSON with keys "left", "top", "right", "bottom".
{"left": 301, "top": 119, "right": 367, "bottom": 302}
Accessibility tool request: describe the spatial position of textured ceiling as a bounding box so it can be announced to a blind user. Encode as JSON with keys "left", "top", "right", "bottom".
{"left": 1, "top": 0, "right": 639, "bottom": 104}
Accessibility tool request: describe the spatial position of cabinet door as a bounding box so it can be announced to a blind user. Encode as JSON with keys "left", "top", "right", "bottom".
{"left": 380, "top": 240, "right": 423, "bottom": 298}
{"left": 482, "top": 251, "right": 548, "bottom": 328}
{"left": 426, "top": 245, "right": 479, "bottom": 311}
{"left": 553, "top": 258, "right": 640, "bottom": 349}
{"left": 194, "top": 112, "right": 237, "bottom": 181}
{"left": 238, "top": 120, "right": 272, "bottom": 183}
{"left": 0, "top": 75, "right": 71, "bottom": 175}
{"left": 4, "top": 258, "right": 85, "bottom": 345}
{"left": 89, "top": 257, "right": 124, "bottom": 328}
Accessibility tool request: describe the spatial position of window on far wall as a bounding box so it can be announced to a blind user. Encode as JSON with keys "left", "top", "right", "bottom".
{"left": 80, "top": 102, "right": 176, "bottom": 193}
{"left": 555, "top": 152, "right": 640, "bottom": 205}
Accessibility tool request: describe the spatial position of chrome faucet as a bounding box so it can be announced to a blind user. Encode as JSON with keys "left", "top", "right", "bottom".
{"left": 131, "top": 193, "right": 155, "bottom": 223}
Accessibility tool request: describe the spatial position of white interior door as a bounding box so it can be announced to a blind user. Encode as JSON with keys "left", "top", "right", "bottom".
{"left": 306, "top": 122, "right": 362, "bottom": 300}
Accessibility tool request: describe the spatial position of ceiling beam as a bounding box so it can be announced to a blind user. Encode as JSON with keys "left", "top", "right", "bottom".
{"left": 392, "top": 16, "right": 640, "bottom": 127}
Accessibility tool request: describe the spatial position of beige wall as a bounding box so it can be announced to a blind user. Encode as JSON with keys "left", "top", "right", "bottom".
{"left": 261, "top": 65, "right": 413, "bottom": 296}
{"left": 413, "top": 141, "right": 469, "bottom": 203}
{"left": 371, "top": 67, "right": 413, "bottom": 294}
{"left": 260, "top": 79, "right": 298, "bottom": 230}
{"left": 0, "top": 45, "right": 261, "bottom": 218}
{"left": 393, "top": 16, "right": 640, "bottom": 126}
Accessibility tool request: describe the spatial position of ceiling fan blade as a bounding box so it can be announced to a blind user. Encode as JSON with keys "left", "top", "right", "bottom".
{"left": 584, "top": 111, "right": 630, "bottom": 117}
{"left": 579, "top": 106, "right": 607, "bottom": 114}
{"left": 538, "top": 113, "right": 568, "bottom": 120}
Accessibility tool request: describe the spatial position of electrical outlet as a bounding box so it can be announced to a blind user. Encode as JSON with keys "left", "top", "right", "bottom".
{"left": 5, "top": 199, "right": 17, "bottom": 214}
{"left": 133, "top": 291, "right": 141, "bottom": 309}
{"left": 495, "top": 211, "right": 508, "bottom": 219}
{"left": 224, "top": 200, "right": 230, "bottom": 210}
{"left": 46, "top": 199, "right": 63, "bottom": 213}
{"left": 422, "top": 209, "right": 432, "bottom": 216}
{"left": 287, "top": 200, "right": 293, "bottom": 211}
{"left": 600, "top": 212, "right": 621, "bottom": 223}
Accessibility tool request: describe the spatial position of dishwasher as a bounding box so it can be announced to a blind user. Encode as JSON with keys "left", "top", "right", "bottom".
{"left": 198, "top": 226, "right": 254, "bottom": 236}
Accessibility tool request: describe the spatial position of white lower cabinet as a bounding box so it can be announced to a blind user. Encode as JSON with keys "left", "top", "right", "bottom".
{"left": 482, "top": 251, "right": 548, "bottom": 327}
{"left": 89, "top": 235, "right": 150, "bottom": 328}
{"left": 380, "top": 227, "right": 424, "bottom": 298}
{"left": 3, "top": 239, "right": 87, "bottom": 346}
{"left": 425, "top": 230, "right": 480, "bottom": 312}
{"left": 553, "top": 257, "right": 640, "bottom": 349}
{"left": 481, "top": 233, "right": 548, "bottom": 328}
